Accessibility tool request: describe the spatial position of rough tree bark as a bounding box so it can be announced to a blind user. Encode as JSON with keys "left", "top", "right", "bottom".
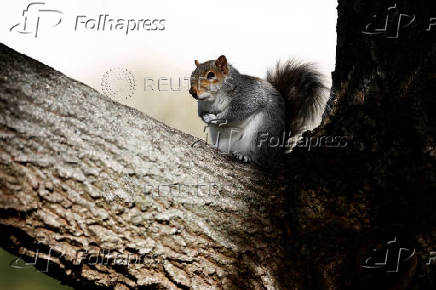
{"left": 0, "top": 40, "right": 291, "bottom": 289}
{"left": 1, "top": 0, "right": 436, "bottom": 289}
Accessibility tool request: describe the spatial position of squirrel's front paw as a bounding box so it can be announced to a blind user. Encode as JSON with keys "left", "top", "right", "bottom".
{"left": 233, "top": 152, "right": 250, "bottom": 163}
{"left": 202, "top": 113, "right": 217, "bottom": 123}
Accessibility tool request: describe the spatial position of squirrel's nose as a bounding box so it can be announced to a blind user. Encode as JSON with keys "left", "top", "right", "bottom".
{"left": 189, "top": 87, "right": 198, "bottom": 99}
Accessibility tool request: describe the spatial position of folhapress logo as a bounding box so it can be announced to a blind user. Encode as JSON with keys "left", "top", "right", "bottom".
{"left": 10, "top": 2, "right": 167, "bottom": 38}
{"left": 9, "top": 2, "right": 63, "bottom": 38}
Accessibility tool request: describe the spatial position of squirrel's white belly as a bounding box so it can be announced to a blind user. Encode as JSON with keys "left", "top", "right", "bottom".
{"left": 209, "top": 112, "right": 264, "bottom": 155}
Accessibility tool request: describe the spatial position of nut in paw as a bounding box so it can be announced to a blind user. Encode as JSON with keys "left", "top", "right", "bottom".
{"left": 202, "top": 113, "right": 217, "bottom": 123}
{"left": 233, "top": 152, "right": 250, "bottom": 163}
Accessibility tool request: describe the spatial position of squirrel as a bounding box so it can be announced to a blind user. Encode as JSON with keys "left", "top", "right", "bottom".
{"left": 189, "top": 55, "right": 328, "bottom": 167}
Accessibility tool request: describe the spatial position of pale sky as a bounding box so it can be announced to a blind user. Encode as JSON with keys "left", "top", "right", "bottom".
{"left": 0, "top": 0, "right": 337, "bottom": 138}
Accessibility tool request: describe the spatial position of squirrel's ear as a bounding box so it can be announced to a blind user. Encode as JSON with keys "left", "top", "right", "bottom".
{"left": 215, "top": 55, "right": 228, "bottom": 74}
{"left": 194, "top": 60, "right": 199, "bottom": 67}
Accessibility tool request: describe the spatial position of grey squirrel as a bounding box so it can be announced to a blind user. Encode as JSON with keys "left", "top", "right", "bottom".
{"left": 189, "top": 55, "right": 328, "bottom": 167}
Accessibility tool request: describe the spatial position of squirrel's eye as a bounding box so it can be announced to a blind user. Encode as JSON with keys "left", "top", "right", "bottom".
{"left": 207, "top": 72, "right": 215, "bottom": 79}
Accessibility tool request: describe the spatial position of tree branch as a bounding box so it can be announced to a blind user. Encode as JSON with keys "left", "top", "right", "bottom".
{"left": 2, "top": 1, "right": 436, "bottom": 289}
{"left": 0, "top": 43, "right": 290, "bottom": 289}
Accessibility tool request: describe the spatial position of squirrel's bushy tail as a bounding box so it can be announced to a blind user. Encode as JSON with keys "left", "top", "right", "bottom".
{"left": 267, "top": 60, "right": 328, "bottom": 152}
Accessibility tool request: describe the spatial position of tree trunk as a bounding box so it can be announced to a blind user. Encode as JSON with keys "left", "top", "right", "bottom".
{"left": 1, "top": 0, "right": 436, "bottom": 289}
